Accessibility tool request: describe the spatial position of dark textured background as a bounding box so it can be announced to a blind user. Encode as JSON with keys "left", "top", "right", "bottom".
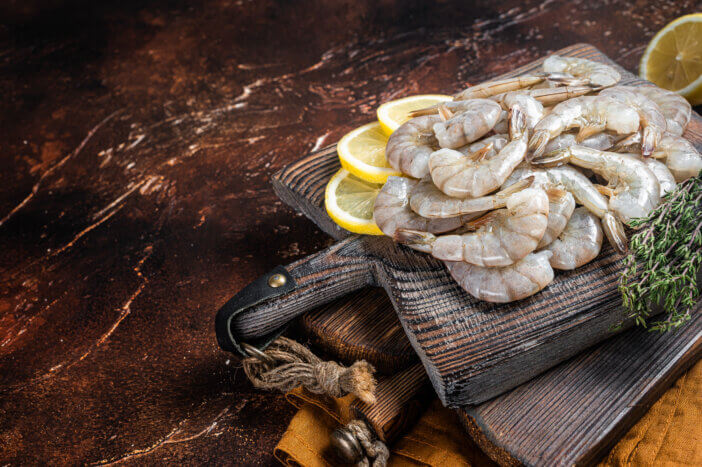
{"left": 1, "top": 0, "right": 700, "bottom": 464}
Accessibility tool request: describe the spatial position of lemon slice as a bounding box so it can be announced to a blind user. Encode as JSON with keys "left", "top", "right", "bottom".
{"left": 377, "top": 94, "right": 452, "bottom": 135}
{"left": 337, "top": 122, "right": 401, "bottom": 184}
{"left": 325, "top": 169, "right": 384, "bottom": 235}
{"left": 640, "top": 14, "right": 702, "bottom": 105}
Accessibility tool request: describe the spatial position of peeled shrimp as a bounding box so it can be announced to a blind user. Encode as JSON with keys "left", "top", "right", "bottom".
{"left": 636, "top": 86, "right": 691, "bottom": 136}
{"left": 503, "top": 164, "right": 628, "bottom": 254}
{"left": 545, "top": 207, "right": 603, "bottom": 270}
{"left": 529, "top": 96, "right": 640, "bottom": 157}
{"left": 386, "top": 115, "right": 440, "bottom": 178}
{"left": 615, "top": 132, "right": 702, "bottom": 182}
{"left": 395, "top": 187, "right": 549, "bottom": 267}
{"left": 542, "top": 55, "right": 621, "bottom": 88}
{"left": 445, "top": 250, "right": 554, "bottom": 303}
{"left": 432, "top": 99, "right": 502, "bottom": 149}
{"left": 599, "top": 86, "right": 667, "bottom": 156}
{"left": 538, "top": 186, "right": 576, "bottom": 249}
{"left": 373, "top": 176, "right": 467, "bottom": 237}
{"left": 409, "top": 175, "right": 534, "bottom": 219}
{"left": 533, "top": 146, "right": 661, "bottom": 224}
{"left": 429, "top": 107, "right": 529, "bottom": 198}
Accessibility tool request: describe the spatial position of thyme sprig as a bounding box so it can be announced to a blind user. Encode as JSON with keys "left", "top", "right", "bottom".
{"left": 619, "top": 175, "right": 701, "bottom": 332}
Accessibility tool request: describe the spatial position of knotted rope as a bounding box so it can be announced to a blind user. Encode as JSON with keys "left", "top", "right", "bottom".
{"left": 242, "top": 336, "right": 377, "bottom": 404}
{"left": 345, "top": 419, "right": 390, "bottom": 467}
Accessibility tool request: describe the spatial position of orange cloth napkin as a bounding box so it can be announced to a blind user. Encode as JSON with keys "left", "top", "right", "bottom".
{"left": 275, "top": 359, "right": 701, "bottom": 466}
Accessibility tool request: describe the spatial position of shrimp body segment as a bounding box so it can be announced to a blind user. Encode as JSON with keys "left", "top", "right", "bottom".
{"left": 599, "top": 86, "right": 667, "bottom": 156}
{"left": 528, "top": 96, "right": 639, "bottom": 157}
{"left": 503, "top": 164, "right": 628, "bottom": 254}
{"left": 396, "top": 187, "right": 549, "bottom": 267}
{"left": 373, "top": 176, "right": 466, "bottom": 237}
{"left": 432, "top": 99, "right": 502, "bottom": 149}
{"left": 653, "top": 134, "right": 702, "bottom": 182}
{"left": 636, "top": 86, "right": 691, "bottom": 136}
{"left": 643, "top": 158, "right": 676, "bottom": 197}
{"left": 385, "top": 115, "right": 441, "bottom": 178}
{"left": 409, "top": 176, "right": 534, "bottom": 219}
{"left": 534, "top": 146, "right": 661, "bottom": 224}
{"left": 539, "top": 187, "right": 576, "bottom": 249}
{"left": 430, "top": 107, "right": 529, "bottom": 198}
{"left": 542, "top": 55, "right": 621, "bottom": 88}
{"left": 545, "top": 207, "right": 603, "bottom": 270}
{"left": 445, "top": 250, "right": 554, "bottom": 303}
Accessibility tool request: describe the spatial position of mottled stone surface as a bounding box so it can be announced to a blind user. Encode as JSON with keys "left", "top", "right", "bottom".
{"left": 0, "top": 0, "right": 699, "bottom": 464}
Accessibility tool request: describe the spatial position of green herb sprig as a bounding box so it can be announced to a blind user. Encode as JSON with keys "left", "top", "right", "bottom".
{"left": 619, "top": 175, "right": 701, "bottom": 332}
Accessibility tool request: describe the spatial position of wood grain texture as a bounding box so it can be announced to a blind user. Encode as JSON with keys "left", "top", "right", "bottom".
{"left": 2, "top": 0, "right": 701, "bottom": 463}
{"left": 301, "top": 288, "right": 416, "bottom": 374}
{"left": 272, "top": 43, "right": 702, "bottom": 406}
{"left": 458, "top": 310, "right": 702, "bottom": 467}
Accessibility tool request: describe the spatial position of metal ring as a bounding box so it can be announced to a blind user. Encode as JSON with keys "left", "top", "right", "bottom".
{"left": 241, "top": 342, "right": 276, "bottom": 366}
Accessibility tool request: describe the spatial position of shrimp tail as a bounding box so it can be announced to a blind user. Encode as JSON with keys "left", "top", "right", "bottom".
{"left": 508, "top": 105, "right": 527, "bottom": 141}
{"left": 576, "top": 122, "right": 605, "bottom": 142}
{"left": 498, "top": 176, "right": 535, "bottom": 198}
{"left": 602, "top": 212, "right": 628, "bottom": 254}
{"left": 610, "top": 132, "right": 641, "bottom": 152}
{"left": 640, "top": 126, "right": 661, "bottom": 157}
{"left": 530, "top": 148, "right": 571, "bottom": 167}
{"left": 408, "top": 105, "right": 438, "bottom": 118}
{"left": 528, "top": 130, "right": 550, "bottom": 158}
{"left": 394, "top": 229, "right": 436, "bottom": 253}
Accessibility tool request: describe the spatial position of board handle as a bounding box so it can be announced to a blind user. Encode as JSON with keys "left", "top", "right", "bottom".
{"left": 215, "top": 236, "right": 376, "bottom": 356}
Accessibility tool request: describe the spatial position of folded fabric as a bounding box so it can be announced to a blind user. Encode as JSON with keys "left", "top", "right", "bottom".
{"left": 275, "top": 359, "right": 701, "bottom": 466}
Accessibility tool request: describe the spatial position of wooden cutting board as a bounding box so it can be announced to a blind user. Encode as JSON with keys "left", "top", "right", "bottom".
{"left": 261, "top": 43, "right": 702, "bottom": 407}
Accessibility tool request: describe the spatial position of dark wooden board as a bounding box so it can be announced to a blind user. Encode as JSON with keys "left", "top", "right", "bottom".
{"left": 298, "top": 280, "right": 701, "bottom": 465}
{"left": 458, "top": 311, "right": 702, "bottom": 466}
{"left": 270, "top": 43, "right": 702, "bottom": 406}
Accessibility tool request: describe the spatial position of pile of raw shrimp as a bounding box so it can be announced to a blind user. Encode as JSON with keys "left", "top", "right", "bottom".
{"left": 373, "top": 55, "right": 702, "bottom": 304}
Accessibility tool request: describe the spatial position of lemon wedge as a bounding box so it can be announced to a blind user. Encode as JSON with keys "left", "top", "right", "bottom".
{"left": 325, "top": 169, "right": 384, "bottom": 235}
{"left": 377, "top": 94, "right": 452, "bottom": 135}
{"left": 640, "top": 14, "right": 702, "bottom": 105}
{"left": 337, "top": 122, "right": 401, "bottom": 184}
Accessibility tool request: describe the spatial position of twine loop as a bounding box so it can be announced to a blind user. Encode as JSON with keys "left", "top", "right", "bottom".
{"left": 242, "top": 337, "right": 376, "bottom": 404}
{"left": 346, "top": 419, "right": 390, "bottom": 467}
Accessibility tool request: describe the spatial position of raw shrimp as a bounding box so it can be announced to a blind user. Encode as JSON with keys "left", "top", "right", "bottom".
{"left": 462, "top": 134, "right": 509, "bottom": 155}
{"left": 385, "top": 115, "right": 441, "bottom": 178}
{"left": 528, "top": 96, "right": 640, "bottom": 157}
{"left": 395, "top": 187, "right": 549, "bottom": 267}
{"left": 545, "top": 207, "right": 603, "bottom": 270}
{"left": 599, "top": 86, "right": 666, "bottom": 156}
{"left": 373, "top": 176, "right": 468, "bottom": 237}
{"left": 538, "top": 186, "right": 576, "bottom": 249}
{"left": 543, "top": 132, "right": 616, "bottom": 153}
{"left": 453, "top": 76, "right": 546, "bottom": 101}
{"left": 533, "top": 145, "right": 661, "bottom": 224}
{"left": 642, "top": 158, "right": 676, "bottom": 197}
{"left": 542, "top": 55, "right": 621, "bottom": 88}
{"left": 412, "top": 85, "right": 592, "bottom": 120}
{"left": 445, "top": 250, "right": 554, "bottom": 303}
{"left": 429, "top": 106, "right": 529, "bottom": 198}
{"left": 503, "top": 164, "right": 628, "bottom": 254}
{"left": 615, "top": 132, "right": 702, "bottom": 182}
{"left": 636, "top": 86, "right": 691, "bottom": 136}
{"left": 432, "top": 99, "right": 502, "bottom": 149}
{"left": 491, "top": 92, "right": 544, "bottom": 133}
{"left": 409, "top": 175, "right": 534, "bottom": 219}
